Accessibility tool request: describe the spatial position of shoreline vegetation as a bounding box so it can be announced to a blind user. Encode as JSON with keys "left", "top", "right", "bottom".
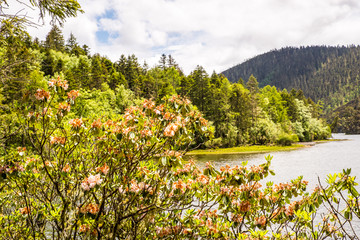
{"left": 187, "top": 138, "right": 345, "bottom": 155}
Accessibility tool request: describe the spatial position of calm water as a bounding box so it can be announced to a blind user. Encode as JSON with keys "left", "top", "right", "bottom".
{"left": 189, "top": 134, "right": 360, "bottom": 234}
{"left": 190, "top": 134, "right": 360, "bottom": 188}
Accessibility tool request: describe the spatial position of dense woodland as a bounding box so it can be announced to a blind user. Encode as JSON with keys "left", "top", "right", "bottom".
{"left": 0, "top": 24, "right": 331, "bottom": 152}
{"left": 222, "top": 46, "right": 360, "bottom": 129}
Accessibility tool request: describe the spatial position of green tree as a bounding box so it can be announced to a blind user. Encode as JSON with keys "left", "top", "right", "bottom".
{"left": 189, "top": 66, "right": 211, "bottom": 113}
{"left": 44, "top": 25, "right": 65, "bottom": 51}
{"left": 90, "top": 54, "right": 108, "bottom": 90}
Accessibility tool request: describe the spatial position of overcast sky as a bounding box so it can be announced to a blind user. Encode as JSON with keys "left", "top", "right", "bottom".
{"left": 9, "top": 0, "right": 360, "bottom": 74}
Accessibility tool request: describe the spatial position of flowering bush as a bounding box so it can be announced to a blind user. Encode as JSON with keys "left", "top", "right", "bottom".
{"left": 0, "top": 77, "right": 359, "bottom": 239}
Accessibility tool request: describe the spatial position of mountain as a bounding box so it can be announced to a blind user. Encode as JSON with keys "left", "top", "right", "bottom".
{"left": 222, "top": 45, "right": 360, "bottom": 112}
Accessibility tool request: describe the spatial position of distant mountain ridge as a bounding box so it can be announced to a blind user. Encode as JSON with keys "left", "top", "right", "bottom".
{"left": 222, "top": 45, "right": 360, "bottom": 112}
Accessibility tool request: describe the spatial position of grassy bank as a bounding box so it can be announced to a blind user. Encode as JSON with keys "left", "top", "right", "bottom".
{"left": 187, "top": 144, "right": 306, "bottom": 155}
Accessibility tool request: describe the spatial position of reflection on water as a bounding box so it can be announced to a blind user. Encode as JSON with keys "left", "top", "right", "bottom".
{"left": 188, "top": 134, "right": 360, "bottom": 188}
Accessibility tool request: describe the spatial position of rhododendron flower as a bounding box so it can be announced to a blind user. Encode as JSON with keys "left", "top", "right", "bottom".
{"left": 79, "top": 224, "right": 90, "bottom": 233}
{"left": 48, "top": 76, "right": 68, "bottom": 90}
{"left": 62, "top": 164, "right": 70, "bottom": 173}
{"left": 88, "top": 174, "right": 103, "bottom": 188}
{"left": 69, "top": 118, "right": 83, "bottom": 128}
{"left": 50, "top": 136, "right": 66, "bottom": 145}
{"left": 58, "top": 102, "right": 70, "bottom": 112}
{"left": 232, "top": 214, "right": 243, "bottom": 223}
{"left": 42, "top": 107, "right": 52, "bottom": 116}
{"left": 285, "top": 201, "right": 298, "bottom": 216}
{"left": 163, "top": 112, "right": 173, "bottom": 121}
{"left": 80, "top": 203, "right": 99, "bottom": 215}
{"left": 196, "top": 174, "right": 209, "bottom": 185}
{"left": 172, "top": 179, "right": 187, "bottom": 193}
{"left": 27, "top": 111, "right": 34, "bottom": 118}
{"left": 35, "top": 89, "right": 50, "bottom": 101}
{"left": 81, "top": 174, "right": 102, "bottom": 191}
{"left": 164, "top": 123, "right": 179, "bottom": 137}
{"left": 81, "top": 181, "right": 90, "bottom": 191}
{"left": 255, "top": 215, "right": 266, "bottom": 226}
{"left": 67, "top": 90, "right": 80, "bottom": 100}
{"left": 17, "top": 147, "right": 26, "bottom": 156}
{"left": 142, "top": 99, "right": 155, "bottom": 109}
{"left": 19, "top": 207, "right": 30, "bottom": 215}
{"left": 91, "top": 118, "right": 102, "bottom": 129}
{"left": 96, "top": 163, "right": 109, "bottom": 175}
{"left": 239, "top": 201, "right": 251, "bottom": 212}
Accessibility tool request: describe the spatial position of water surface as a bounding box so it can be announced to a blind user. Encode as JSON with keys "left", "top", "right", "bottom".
{"left": 190, "top": 134, "right": 360, "bottom": 188}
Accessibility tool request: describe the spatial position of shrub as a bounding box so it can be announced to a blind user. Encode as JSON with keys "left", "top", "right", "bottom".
{"left": 276, "top": 133, "right": 299, "bottom": 146}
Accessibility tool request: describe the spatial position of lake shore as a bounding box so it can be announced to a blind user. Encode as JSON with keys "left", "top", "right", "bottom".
{"left": 187, "top": 138, "right": 347, "bottom": 156}
{"left": 187, "top": 144, "right": 306, "bottom": 155}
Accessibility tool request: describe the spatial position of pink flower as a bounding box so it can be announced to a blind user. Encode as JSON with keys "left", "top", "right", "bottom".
{"left": 67, "top": 90, "right": 80, "bottom": 100}
{"left": 81, "top": 174, "right": 102, "bottom": 191}
{"left": 164, "top": 123, "right": 179, "bottom": 137}
{"left": 35, "top": 89, "right": 50, "bottom": 101}
{"left": 81, "top": 181, "right": 90, "bottom": 191}
{"left": 91, "top": 119, "right": 102, "bottom": 129}
{"left": 69, "top": 118, "right": 83, "bottom": 128}
{"left": 96, "top": 163, "right": 109, "bottom": 175}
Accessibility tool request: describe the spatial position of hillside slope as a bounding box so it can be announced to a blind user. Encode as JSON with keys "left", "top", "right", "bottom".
{"left": 222, "top": 46, "right": 360, "bottom": 112}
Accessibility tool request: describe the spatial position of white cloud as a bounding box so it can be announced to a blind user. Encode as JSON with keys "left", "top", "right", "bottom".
{"left": 7, "top": 0, "right": 360, "bottom": 74}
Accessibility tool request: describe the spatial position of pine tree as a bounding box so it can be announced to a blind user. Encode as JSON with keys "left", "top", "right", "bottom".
{"left": 45, "top": 25, "right": 65, "bottom": 51}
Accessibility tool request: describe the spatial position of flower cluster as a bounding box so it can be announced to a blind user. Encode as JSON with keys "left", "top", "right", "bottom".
{"left": 17, "top": 147, "right": 26, "bottom": 156}
{"left": 79, "top": 224, "right": 90, "bottom": 233}
{"left": 129, "top": 179, "right": 153, "bottom": 194}
{"left": 0, "top": 163, "right": 24, "bottom": 174}
{"left": 50, "top": 136, "right": 66, "bottom": 145}
{"left": 91, "top": 118, "right": 102, "bottom": 129}
{"left": 96, "top": 163, "right": 109, "bottom": 175}
{"left": 35, "top": 89, "right": 50, "bottom": 101}
{"left": 67, "top": 90, "right": 80, "bottom": 100}
{"left": 164, "top": 150, "right": 182, "bottom": 159}
{"left": 81, "top": 174, "right": 103, "bottom": 191}
{"left": 69, "top": 118, "right": 83, "bottom": 129}
{"left": 79, "top": 203, "right": 99, "bottom": 215}
{"left": 254, "top": 215, "right": 266, "bottom": 226}
{"left": 48, "top": 76, "right": 68, "bottom": 90}
{"left": 195, "top": 174, "right": 209, "bottom": 185}
{"left": 19, "top": 207, "right": 30, "bottom": 215}
{"left": 58, "top": 102, "right": 70, "bottom": 113}
{"left": 62, "top": 164, "right": 71, "bottom": 173}
{"left": 142, "top": 99, "right": 155, "bottom": 110}
{"left": 164, "top": 122, "right": 180, "bottom": 137}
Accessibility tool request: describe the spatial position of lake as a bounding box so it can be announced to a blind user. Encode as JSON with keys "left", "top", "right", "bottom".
{"left": 190, "top": 133, "right": 360, "bottom": 189}
{"left": 190, "top": 133, "right": 360, "bottom": 234}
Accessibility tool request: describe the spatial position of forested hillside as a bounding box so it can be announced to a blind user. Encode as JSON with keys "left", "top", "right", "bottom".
{"left": 222, "top": 46, "right": 360, "bottom": 112}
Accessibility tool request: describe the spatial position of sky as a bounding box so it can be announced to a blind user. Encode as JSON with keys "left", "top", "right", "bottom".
{"left": 6, "top": 0, "right": 360, "bottom": 74}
